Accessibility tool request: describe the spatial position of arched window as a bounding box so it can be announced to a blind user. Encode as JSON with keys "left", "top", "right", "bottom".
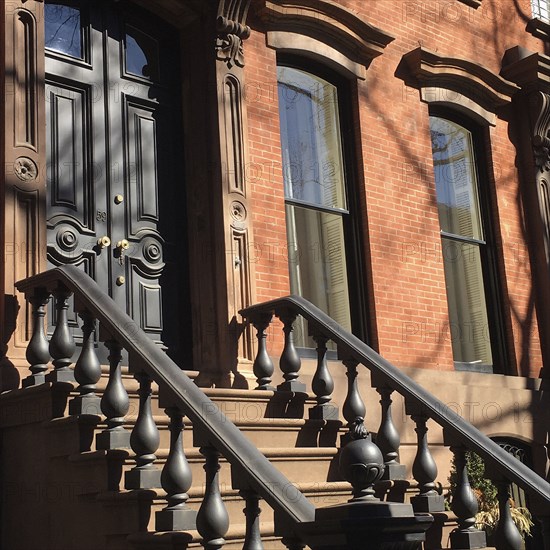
{"left": 277, "top": 61, "right": 366, "bottom": 347}
{"left": 429, "top": 113, "right": 507, "bottom": 372}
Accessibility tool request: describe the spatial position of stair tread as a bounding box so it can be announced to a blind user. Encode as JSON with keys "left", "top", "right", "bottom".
{"left": 96, "top": 480, "right": 353, "bottom": 502}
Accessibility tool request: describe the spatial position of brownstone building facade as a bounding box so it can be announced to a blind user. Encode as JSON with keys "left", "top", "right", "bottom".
{"left": 2, "top": 0, "right": 550, "bottom": 548}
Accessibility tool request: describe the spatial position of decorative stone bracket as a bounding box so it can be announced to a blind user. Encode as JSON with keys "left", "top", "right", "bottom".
{"left": 216, "top": 16, "right": 250, "bottom": 68}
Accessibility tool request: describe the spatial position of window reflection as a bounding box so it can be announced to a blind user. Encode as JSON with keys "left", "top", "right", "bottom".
{"left": 430, "top": 116, "right": 493, "bottom": 370}
{"left": 125, "top": 26, "right": 159, "bottom": 80}
{"left": 45, "top": 3, "right": 82, "bottom": 58}
{"left": 278, "top": 67, "right": 347, "bottom": 211}
{"left": 278, "top": 66, "right": 352, "bottom": 349}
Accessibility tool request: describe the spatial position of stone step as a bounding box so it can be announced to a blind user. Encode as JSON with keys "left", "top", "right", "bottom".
{"left": 111, "top": 416, "right": 343, "bottom": 450}
{"left": 66, "top": 366, "right": 327, "bottom": 421}
{"left": 44, "top": 411, "right": 344, "bottom": 458}
{"left": 69, "top": 446, "right": 344, "bottom": 495}
{"left": 127, "top": 526, "right": 285, "bottom": 550}
{"left": 99, "top": 481, "right": 352, "bottom": 544}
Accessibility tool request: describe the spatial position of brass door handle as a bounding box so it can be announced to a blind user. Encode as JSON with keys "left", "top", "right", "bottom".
{"left": 116, "top": 239, "right": 130, "bottom": 265}
{"left": 116, "top": 239, "right": 130, "bottom": 251}
{"left": 97, "top": 235, "right": 111, "bottom": 248}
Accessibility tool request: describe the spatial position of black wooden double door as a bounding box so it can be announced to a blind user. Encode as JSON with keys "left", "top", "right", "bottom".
{"left": 45, "top": 0, "right": 189, "bottom": 363}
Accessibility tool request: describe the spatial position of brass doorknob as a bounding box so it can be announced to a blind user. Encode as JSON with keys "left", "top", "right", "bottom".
{"left": 116, "top": 239, "right": 130, "bottom": 251}
{"left": 97, "top": 236, "right": 111, "bottom": 248}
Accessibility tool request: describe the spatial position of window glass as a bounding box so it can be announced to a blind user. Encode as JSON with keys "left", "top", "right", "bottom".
{"left": 125, "top": 25, "right": 159, "bottom": 80}
{"left": 45, "top": 3, "right": 82, "bottom": 58}
{"left": 431, "top": 117, "right": 483, "bottom": 241}
{"left": 278, "top": 67, "right": 347, "bottom": 211}
{"left": 532, "top": 0, "right": 550, "bottom": 21}
{"left": 430, "top": 115, "right": 495, "bottom": 371}
{"left": 286, "top": 204, "right": 352, "bottom": 335}
{"left": 278, "top": 65, "right": 354, "bottom": 348}
{"left": 441, "top": 239, "right": 492, "bottom": 367}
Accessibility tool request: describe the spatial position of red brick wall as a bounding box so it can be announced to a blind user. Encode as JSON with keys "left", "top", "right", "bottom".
{"left": 243, "top": 0, "right": 544, "bottom": 376}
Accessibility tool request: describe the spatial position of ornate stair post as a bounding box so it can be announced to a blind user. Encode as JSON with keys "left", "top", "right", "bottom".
{"left": 300, "top": 414, "right": 433, "bottom": 547}
{"left": 96, "top": 339, "right": 130, "bottom": 449}
{"left": 23, "top": 287, "right": 51, "bottom": 387}
{"left": 69, "top": 311, "right": 102, "bottom": 416}
{"left": 125, "top": 371, "right": 161, "bottom": 488}
{"left": 197, "top": 445, "right": 229, "bottom": 550}
{"left": 156, "top": 407, "right": 196, "bottom": 531}
{"left": 47, "top": 284, "right": 75, "bottom": 383}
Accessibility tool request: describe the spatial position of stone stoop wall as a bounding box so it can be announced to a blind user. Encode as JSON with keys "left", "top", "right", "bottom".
{"left": 295, "top": 358, "right": 550, "bottom": 485}
{"left": 244, "top": 0, "right": 545, "bottom": 378}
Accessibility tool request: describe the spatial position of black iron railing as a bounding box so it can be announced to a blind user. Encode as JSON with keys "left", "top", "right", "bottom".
{"left": 240, "top": 295, "right": 550, "bottom": 549}
{"left": 16, "top": 266, "right": 314, "bottom": 548}
{"left": 14, "top": 267, "right": 550, "bottom": 549}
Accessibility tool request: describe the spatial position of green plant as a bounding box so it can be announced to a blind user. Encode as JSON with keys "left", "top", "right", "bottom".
{"left": 447, "top": 451, "right": 534, "bottom": 542}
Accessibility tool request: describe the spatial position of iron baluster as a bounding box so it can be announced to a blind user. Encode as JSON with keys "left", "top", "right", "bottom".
{"left": 276, "top": 309, "right": 305, "bottom": 392}
{"left": 251, "top": 313, "right": 274, "bottom": 390}
{"left": 96, "top": 339, "right": 130, "bottom": 449}
{"left": 125, "top": 371, "right": 161, "bottom": 488}
{"left": 197, "top": 446, "right": 229, "bottom": 550}
{"left": 156, "top": 407, "right": 196, "bottom": 531}
{"left": 309, "top": 332, "right": 337, "bottom": 420}
{"left": 449, "top": 447, "right": 486, "bottom": 549}
{"left": 376, "top": 386, "right": 406, "bottom": 480}
{"left": 494, "top": 480, "right": 523, "bottom": 550}
{"left": 47, "top": 285, "right": 75, "bottom": 383}
{"left": 23, "top": 287, "right": 51, "bottom": 387}
{"left": 410, "top": 415, "right": 444, "bottom": 513}
{"left": 69, "top": 311, "right": 101, "bottom": 416}
{"left": 240, "top": 489, "right": 264, "bottom": 550}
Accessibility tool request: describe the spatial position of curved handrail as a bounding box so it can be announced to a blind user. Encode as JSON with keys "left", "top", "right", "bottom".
{"left": 240, "top": 295, "right": 550, "bottom": 505}
{"left": 16, "top": 267, "right": 315, "bottom": 526}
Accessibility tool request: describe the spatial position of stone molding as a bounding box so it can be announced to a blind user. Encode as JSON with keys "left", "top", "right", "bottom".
{"left": 258, "top": 0, "right": 394, "bottom": 70}
{"left": 402, "top": 47, "right": 519, "bottom": 124}
{"left": 501, "top": 46, "right": 550, "bottom": 94}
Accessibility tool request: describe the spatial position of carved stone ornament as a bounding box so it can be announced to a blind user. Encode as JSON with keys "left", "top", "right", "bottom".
{"left": 230, "top": 201, "right": 247, "bottom": 222}
{"left": 14, "top": 157, "right": 38, "bottom": 181}
{"left": 216, "top": 16, "right": 250, "bottom": 68}
{"left": 531, "top": 91, "right": 550, "bottom": 173}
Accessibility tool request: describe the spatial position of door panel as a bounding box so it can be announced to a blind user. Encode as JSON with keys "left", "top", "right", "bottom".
{"left": 45, "top": 0, "right": 189, "bottom": 364}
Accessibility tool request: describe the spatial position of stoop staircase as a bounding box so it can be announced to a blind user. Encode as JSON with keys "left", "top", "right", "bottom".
{"left": 1, "top": 265, "right": 550, "bottom": 549}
